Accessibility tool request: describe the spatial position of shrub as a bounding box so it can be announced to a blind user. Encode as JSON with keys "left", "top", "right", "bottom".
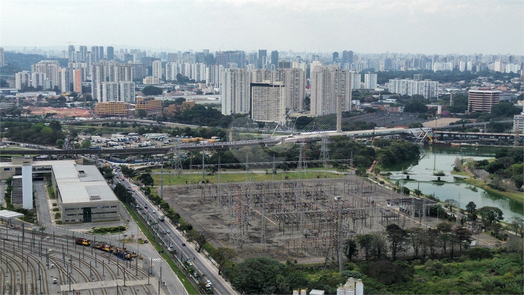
{"left": 467, "top": 247, "right": 493, "bottom": 260}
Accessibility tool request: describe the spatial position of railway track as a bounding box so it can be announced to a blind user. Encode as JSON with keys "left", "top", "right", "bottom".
{"left": 0, "top": 226, "right": 153, "bottom": 295}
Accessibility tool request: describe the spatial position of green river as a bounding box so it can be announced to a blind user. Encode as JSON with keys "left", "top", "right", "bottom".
{"left": 387, "top": 146, "right": 523, "bottom": 219}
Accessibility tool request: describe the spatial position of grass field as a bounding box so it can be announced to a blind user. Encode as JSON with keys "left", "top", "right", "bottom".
{"left": 148, "top": 169, "right": 347, "bottom": 185}
{"left": 464, "top": 178, "right": 524, "bottom": 203}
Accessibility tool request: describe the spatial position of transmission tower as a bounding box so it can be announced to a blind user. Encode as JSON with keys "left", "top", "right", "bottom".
{"left": 325, "top": 196, "right": 343, "bottom": 270}
{"left": 320, "top": 136, "right": 330, "bottom": 176}
{"left": 172, "top": 144, "right": 183, "bottom": 175}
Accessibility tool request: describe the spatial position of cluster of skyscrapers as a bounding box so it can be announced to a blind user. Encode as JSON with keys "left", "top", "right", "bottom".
{"left": 5, "top": 45, "right": 523, "bottom": 124}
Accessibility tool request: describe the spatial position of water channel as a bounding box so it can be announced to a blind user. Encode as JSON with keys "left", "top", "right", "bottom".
{"left": 386, "top": 146, "right": 523, "bottom": 219}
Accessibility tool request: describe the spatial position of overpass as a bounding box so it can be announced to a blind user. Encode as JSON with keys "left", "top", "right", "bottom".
{"left": 434, "top": 131, "right": 523, "bottom": 144}
{"left": 62, "top": 118, "right": 199, "bottom": 128}
{"left": 0, "top": 139, "right": 281, "bottom": 156}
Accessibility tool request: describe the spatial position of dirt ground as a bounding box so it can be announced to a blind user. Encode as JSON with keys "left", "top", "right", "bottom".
{"left": 161, "top": 175, "right": 456, "bottom": 263}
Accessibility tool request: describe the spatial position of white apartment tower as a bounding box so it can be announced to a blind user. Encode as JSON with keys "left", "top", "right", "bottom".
{"left": 364, "top": 73, "right": 377, "bottom": 89}
{"left": 92, "top": 61, "right": 134, "bottom": 102}
{"left": 31, "top": 60, "right": 60, "bottom": 89}
{"left": 220, "top": 68, "right": 250, "bottom": 116}
{"left": 273, "top": 68, "right": 306, "bottom": 111}
{"left": 310, "top": 66, "right": 352, "bottom": 116}
{"left": 152, "top": 60, "right": 163, "bottom": 80}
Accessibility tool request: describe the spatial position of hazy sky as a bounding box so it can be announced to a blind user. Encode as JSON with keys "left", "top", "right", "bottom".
{"left": 1, "top": 0, "right": 522, "bottom": 55}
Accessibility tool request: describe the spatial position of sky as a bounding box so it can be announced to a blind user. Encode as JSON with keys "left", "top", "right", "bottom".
{"left": 1, "top": 0, "right": 523, "bottom": 55}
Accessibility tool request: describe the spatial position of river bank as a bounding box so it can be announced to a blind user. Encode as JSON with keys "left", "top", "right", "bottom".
{"left": 384, "top": 146, "right": 523, "bottom": 218}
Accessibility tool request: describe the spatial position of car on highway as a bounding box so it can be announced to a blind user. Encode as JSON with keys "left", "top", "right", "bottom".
{"left": 182, "top": 242, "right": 186, "bottom": 246}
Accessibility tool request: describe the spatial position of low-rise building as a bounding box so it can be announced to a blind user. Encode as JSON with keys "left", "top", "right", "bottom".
{"left": 468, "top": 90, "right": 501, "bottom": 112}
{"left": 94, "top": 101, "right": 131, "bottom": 117}
{"left": 135, "top": 97, "right": 163, "bottom": 117}
{"left": 514, "top": 112, "right": 524, "bottom": 133}
{"left": 52, "top": 163, "right": 120, "bottom": 223}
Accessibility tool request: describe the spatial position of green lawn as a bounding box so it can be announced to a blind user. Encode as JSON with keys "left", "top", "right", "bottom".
{"left": 123, "top": 203, "right": 200, "bottom": 295}
{"left": 464, "top": 178, "right": 524, "bottom": 203}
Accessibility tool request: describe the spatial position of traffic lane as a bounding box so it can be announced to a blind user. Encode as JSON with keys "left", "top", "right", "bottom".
{"left": 126, "top": 177, "right": 236, "bottom": 294}
{"left": 161, "top": 218, "right": 234, "bottom": 295}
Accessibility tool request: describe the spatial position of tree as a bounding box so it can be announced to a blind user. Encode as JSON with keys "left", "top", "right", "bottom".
{"left": 451, "top": 225, "right": 472, "bottom": 257}
{"left": 174, "top": 97, "right": 186, "bottom": 105}
{"left": 121, "top": 165, "right": 137, "bottom": 178}
{"left": 56, "top": 139, "right": 65, "bottom": 148}
{"left": 211, "top": 247, "right": 237, "bottom": 275}
{"left": 343, "top": 238, "right": 358, "bottom": 262}
{"left": 187, "top": 229, "right": 208, "bottom": 252}
{"left": 437, "top": 222, "right": 453, "bottom": 254}
{"left": 357, "top": 234, "right": 373, "bottom": 261}
{"left": 228, "top": 257, "right": 285, "bottom": 294}
{"left": 408, "top": 122, "right": 423, "bottom": 128}
{"left": 385, "top": 224, "right": 408, "bottom": 261}
{"left": 465, "top": 201, "right": 477, "bottom": 221}
{"left": 509, "top": 217, "right": 524, "bottom": 237}
{"left": 142, "top": 85, "right": 163, "bottom": 96}
{"left": 81, "top": 140, "right": 91, "bottom": 149}
{"left": 137, "top": 173, "right": 154, "bottom": 186}
{"left": 136, "top": 109, "right": 147, "bottom": 118}
{"left": 490, "top": 101, "right": 521, "bottom": 117}
{"left": 477, "top": 206, "right": 504, "bottom": 229}
{"left": 404, "top": 101, "right": 428, "bottom": 113}
{"left": 406, "top": 227, "right": 425, "bottom": 259}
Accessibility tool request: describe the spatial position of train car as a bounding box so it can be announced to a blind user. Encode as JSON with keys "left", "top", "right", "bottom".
{"left": 75, "top": 238, "right": 91, "bottom": 246}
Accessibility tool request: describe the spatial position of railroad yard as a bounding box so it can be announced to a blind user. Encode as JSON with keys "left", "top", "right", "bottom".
{"left": 0, "top": 222, "right": 162, "bottom": 295}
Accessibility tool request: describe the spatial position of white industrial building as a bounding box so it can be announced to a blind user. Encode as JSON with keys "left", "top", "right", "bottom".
{"left": 0, "top": 159, "right": 120, "bottom": 223}
{"left": 51, "top": 163, "right": 120, "bottom": 223}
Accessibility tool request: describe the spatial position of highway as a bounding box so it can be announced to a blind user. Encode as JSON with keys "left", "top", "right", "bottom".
{"left": 111, "top": 165, "right": 238, "bottom": 295}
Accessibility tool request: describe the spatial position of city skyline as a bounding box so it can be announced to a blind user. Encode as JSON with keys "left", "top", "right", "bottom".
{"left": 1, "top": 0, "right": 522, "bottom": 55}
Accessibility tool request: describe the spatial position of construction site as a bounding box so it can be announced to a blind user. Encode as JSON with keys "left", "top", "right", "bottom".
{"left": 163, "top": 173, "right": 440, "bottom": 264}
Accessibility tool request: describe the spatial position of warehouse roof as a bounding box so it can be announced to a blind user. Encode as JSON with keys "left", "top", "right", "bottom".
{"left": 53, "top": 163, "right": 118, "bottom": 204}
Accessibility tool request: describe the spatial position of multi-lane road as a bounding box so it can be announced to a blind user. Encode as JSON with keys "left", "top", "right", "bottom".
{"left": 112, "top": 166, "right": 238, "bottom": 295}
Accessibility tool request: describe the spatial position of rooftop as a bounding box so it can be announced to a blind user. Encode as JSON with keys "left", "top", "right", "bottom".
{"left": 53, "top": 163, "right": 118, "bottom": 204}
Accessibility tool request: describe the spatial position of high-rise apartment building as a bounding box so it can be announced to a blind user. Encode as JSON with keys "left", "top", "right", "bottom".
{"left": 271, "top": 51, "right": 279, "bottom": 69}
{"left": 15, "top": 71, "right": 30, "bottom": 90}
{"left": 102, "top": 82, "right": 119, "bottom": 102}
{"left": 79, "top": 46, "right": 87, "bottom": 62}
{"left": 215, "top": 51, "right": 245, "bottom": 68}
{"left": 220, "top": 68, "right": 250, "bottom": 115}
{"left": 333, "top": 52, "right": 339, "bottom": 63}
{"left": 0, "top": 47, "right": 4, "bottom": 67}
{"left": 206, "top": 64, "right": 223, "bottom": 87}
{"left": 119, "top": 82, "right": 135, "bottom": 102}
{"left": 349, "top": 71, "right": 361, "bottom": 89}
{"left": 106, "top": 46, "right": 115, "bottom": 60}
{"left": 273, "top": 68, "right": 306, "bottom": 111}
{"left": 310, "top": 66, "right": 352, "bottom": 116}
{"left": 92, "top": 61, "right": 134, "bottom": 102}
{"left": 251, "top": 82, "right": 286, "bottom": 124}
{"left": 258, "top": 50, "right": 267, "bottom": 69}
{"left": 91, "top": 46, "right": 99, "bottom": 62}
{"left": 388, "top": 79, "right": 438, "bottom": 99}
{"left": 152, "top": 60, "right": 163, "bottom": 80}
{"left": 68, "top": 45, "right": 76, "bottom": 62}
{"left": 342, "top": 50, "right": 353, "bottom": 69}
{"left": 31, "top": 60, "right": 60, "bottom": 89}
{"left": 364, "top": 73, "right": 377, "bottom": 89}
{"left": 468, "top": 90, "right": 500, "bottom": 112}
{"left": 73, "top": 69, "right": 82, "bottom": 93}
{"left": 99, "top": 46, "right": 104, "bottom": 61}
